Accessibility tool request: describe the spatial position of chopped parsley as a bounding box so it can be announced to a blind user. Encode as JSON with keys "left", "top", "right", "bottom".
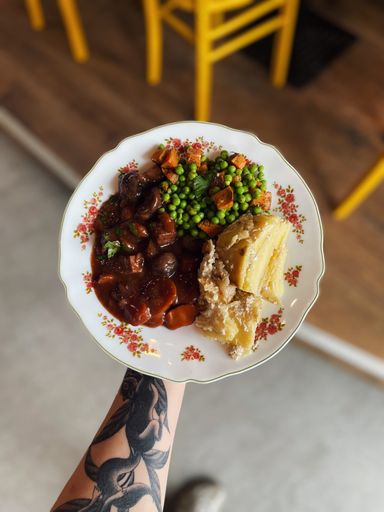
{"left": 103, "top": 240, "right": 121, "bottom": 259}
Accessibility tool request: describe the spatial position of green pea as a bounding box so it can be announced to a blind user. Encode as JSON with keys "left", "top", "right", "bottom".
{"left": 175, "top": 166, "right": 184, "bottom": 175}
{"left": 236, "top": 168, "right": 242, "bottom": 175}
{"left": 201, "top": 155, "right": 207, "bottom": 162}
{"left": 182, "top": 212, "right": 190, "bottom": 221}
{"left": 217, "top": 210, "right": 226, "bottom": 219}
{"left": 249, "top": 179, "right": 257, "bottom": 188}
{"left": 183, "top": 186, "right": 190, "bottom": 194}
{"left": 258, "top": 171, "right": 264, "bottom": 179}
{"left": 253, "top": 188, "right": 262, "bottom": 198}
{"left": 189, "top": 208, "right": 197, "bottom": 216}
{"left": 250, "top": 163, "right": 258, "bottom": 173}
{"left": 172, "top": 195, "right": 180, "bottom": 206}
{"left": 158, "top": 207, "right": 165, "bottom": 213}
{"left": 245, "top": 193, "right": 252, "bottom": 202}
{"left": 253, "top": 206, "right": 263, "bottom": 214}
{"left": 228, "top": 214, "right": 236, "bottom": 223}
{"left": 177, "top": 207, "right": 184, "bottom": 215}
{"left": 198, "top": 212, "right": 205, "bottom": 221}
{"left": 224, "top": 175, "right": 233, "bottom": 185}
{"left": 212, "top": 216, "right": 219, "bottom": 224}
{"left": 240, "top": 202, "right": 249, "bottom": 211}
{"left": 177, "top": 217, "right": 184, "bottom": 225}
{"left": 219, "top": 218, "right": 226, "bottom": 225}
{"left": 169, "top": 211, "right": 177, "bottom": 219}
{"left": 236, "top": 186, "right": 244, "bottom": 195}
{"left": 234, "top": 181, "right": 242, "bottom": 188}
{"left": 177, "top": 229, "right": 184, "bottom": 237}
{"left": 233, "top": 202, "right": 239, "bottom": 211}
{"left": 189, "top": 193, "right": 196, "bottom": 200}
{"left": 191, "top": 228, "right": 199, "bottom": 237}
{"left": 220, "top": 150, "right": 229, "bottom": 159}
{"left": 258, "top": 165, "right": 264, "bottom": 172}
{"left": 159, "top": 143, "right": 165, "bottom": 149}
{"left": 238, "top": 195, "right": 246, "bottom": 204}
{"left": 189, "top": 163, "right": 197, "bottom": 172}
{"left": 163, "top": 193, "right": 170, "bottom": 202}
{"left": 160, "top": 181, "right": 169, "bottom": 190}
{"left": 183, "top": 222, "right": 191, "bottom": 230}
{"left": 180, "top": 200, "right": 187, "bottom": 208}
{"left": 179, "top": 175, "right": 186, "bottom": 183}
{"left": 191, "top": 214, "right": 199, "bottom": 224}
{"left": 168, "top": 204, "right": 176, "bottom": 211}
{"left": 228, "top": 165, "right": 236, "bottom": 174}
{"left": 220, "top": 160, "right": 228, "bottom": 169}
{"left": 171, "top": 184, "right": 178, "bottom": 192}
{"left": 260, "top": 180, "right": 267, "bottom": 191}
{"left": 179, "top": 193, "right": 186, "bottom": 199}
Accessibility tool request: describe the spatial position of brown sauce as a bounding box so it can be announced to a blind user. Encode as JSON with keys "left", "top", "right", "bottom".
{"left": 91, "top": 169, "right": 202, "bottom": 329}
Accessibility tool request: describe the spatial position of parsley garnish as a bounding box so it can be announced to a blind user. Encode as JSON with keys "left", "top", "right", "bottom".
{"left": 103, "top": 240, "right": 121, "bottom": 259}
{"left": 193, "top": 175, "right": 209, "bottom": 199}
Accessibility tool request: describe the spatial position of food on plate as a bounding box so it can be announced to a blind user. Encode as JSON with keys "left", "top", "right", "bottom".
{"left": 216, "top": 213, "right": 290, "bottom": 303}
{"left": 196, "top": 213, "right": 289, "bottom": 357}
{"left": 195, "top": 240, "right": 262, "bottom": 356}
{"left": 90, "top": 140, "right": 288, "bottom": 357}
{"left": 91, "top": 144, "right": 271, "bottom": 332}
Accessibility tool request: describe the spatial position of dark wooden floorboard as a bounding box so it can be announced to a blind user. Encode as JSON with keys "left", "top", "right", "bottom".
{"left": 1, "top": 0, "right": 383, "bottom": 356}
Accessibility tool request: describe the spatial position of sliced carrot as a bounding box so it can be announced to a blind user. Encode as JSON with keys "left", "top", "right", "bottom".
{"left": 165, "top": 304, "right": 197, "bottom": 330}
{"left": 212, "top": 186, "right": 234, "bottom": 210}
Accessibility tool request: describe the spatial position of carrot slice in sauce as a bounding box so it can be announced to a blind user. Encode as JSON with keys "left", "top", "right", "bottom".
{"left": 165, "top": 304, "right": 197, "bottom": 330}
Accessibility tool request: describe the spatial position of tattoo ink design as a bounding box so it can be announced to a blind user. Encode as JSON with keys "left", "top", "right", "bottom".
{"left": 53, "top": 370, "right": 169, "bottom": 512}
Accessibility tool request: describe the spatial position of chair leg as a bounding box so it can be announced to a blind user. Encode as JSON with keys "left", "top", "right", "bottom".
{"left": 195, "top": 0, "right": 212, "bottom": 121}
{"left": 270, "top": 0, "right": 300, "bottom": 88}
{"left": 25, "top": 0, "right": 45, "bottom": 31}
{"left": 333, "top": 157, "right": 384, "bottom": 220}
{"left": 143, "top": 0, "right": 163, "bottom": 85}
{"left": 57, "top": 0, "right": 90, "bottom": 62}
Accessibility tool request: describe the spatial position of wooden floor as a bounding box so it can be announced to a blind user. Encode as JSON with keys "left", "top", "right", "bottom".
{"left": 1, "top": 0, "right": 383, "bottom": 357}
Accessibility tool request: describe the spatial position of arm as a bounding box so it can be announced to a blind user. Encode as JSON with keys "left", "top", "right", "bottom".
{"left": 51, "top": 369, "right": 185, "bottom": 512}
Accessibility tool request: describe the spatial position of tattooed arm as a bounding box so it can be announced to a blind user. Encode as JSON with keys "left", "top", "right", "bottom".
{"left": 51, "top": 369, "right": 185, "bottom": 512}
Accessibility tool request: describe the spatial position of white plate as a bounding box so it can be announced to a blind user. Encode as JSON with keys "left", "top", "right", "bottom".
{"left": 59, "top": 121, "right": 325, "bottom": 383}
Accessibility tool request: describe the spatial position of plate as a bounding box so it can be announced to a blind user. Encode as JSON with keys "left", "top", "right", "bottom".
{"left": 59, "top": 121, "right": 325, "bottom": 383}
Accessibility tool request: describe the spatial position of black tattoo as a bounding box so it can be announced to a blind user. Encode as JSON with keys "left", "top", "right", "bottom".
{"left": 53, "top": 370, "right": 169, "bottom": 512}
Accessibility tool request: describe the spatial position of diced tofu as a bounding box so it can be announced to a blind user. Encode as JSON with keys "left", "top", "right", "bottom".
{"left": 185, "top": 146, "right": 202, "bottom": 166}
{"left": 252, "top": 191, "right": 272, "bottom": 211}
{"left": 162, "top": 148, "right": 179, "bottom": 169}
{"left": 230, "top": 153, "right": 247, "bottom": 169}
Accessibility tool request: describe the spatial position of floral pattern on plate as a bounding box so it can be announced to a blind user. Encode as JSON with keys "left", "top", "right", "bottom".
{"left": 98, "top": 314, "right": 158, "bottom": 358}
{"left": 273, "top": 183, "right": 306, "bottom": 243}
{"left": 164, "top": 136, "right": 222, "bottom": 157}
{"left": 181, "top": 345, "right": 206, "bottom": 362}
{"left": 284, "top": 265, "right": 302, "bottom": 287}
{"left": 82, "top": 271, "right": 94, "bottom": 294}
{"left": 73, "top": 186, "right": 104, "bottom": 249}
{"left": 255, "top": 308, "right": 285, "bottom": 342}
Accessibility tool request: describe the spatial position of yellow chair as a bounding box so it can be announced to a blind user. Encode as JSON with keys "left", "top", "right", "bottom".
{"left": 24, "top": 0, "right": 89, "bottom": 62}
{"left": 333, "top": 156, "right": 384, "bottom": 220}
{"left": 143, "top": 0, "right": 300, "bottom": 120}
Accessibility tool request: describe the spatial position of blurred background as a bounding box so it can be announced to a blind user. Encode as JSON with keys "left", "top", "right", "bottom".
{"left": 0, "top": 0, "right": 383, "bottom": 510}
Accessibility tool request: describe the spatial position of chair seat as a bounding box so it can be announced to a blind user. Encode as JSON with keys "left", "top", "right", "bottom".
{"left": 175, "top": 0, "right": 253, "bottom": 12}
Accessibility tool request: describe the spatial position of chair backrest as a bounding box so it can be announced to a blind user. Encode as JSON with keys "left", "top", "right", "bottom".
{"left": 175, "top": 0, "right": 254, "bottom": 12}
